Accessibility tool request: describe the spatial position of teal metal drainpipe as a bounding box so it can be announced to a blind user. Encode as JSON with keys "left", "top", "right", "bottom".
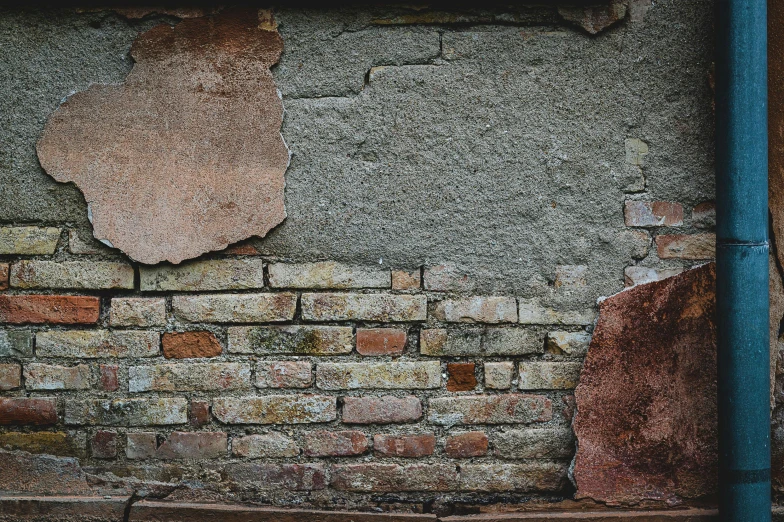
{"left": 716, "top": 0, "right": 771, "bottom": 520}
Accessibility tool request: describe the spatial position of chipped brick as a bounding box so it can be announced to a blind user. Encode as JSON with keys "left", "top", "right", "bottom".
{"left": 129, "top": 362, "right": 251, "bottom": 392}
{"left": 189, "top": 400, "right": 210, "bottom": 427}
{"left": 445, "top": 431, "right": 488, "bottom": 458}
{"left": 139, "top": 259, "right": 266, "bottom": 291}
{"left": 0, "top": 226, "right": 61, "bottom": 255}
{"left": 0, "top": 331, "right": 33, "bottom": 357}
{"left": 24, "top": 363, "right": 92, "bottom": 390}
{"left": 91, "top": 430, "right": 117, "bottom": 459}
{"left": 624, "top": 201, "right": 684, "bottom": 227}
{"left": 518, "top": 361, "right": 582, "bottom": 390}
{"left": 494, "top": 428, "right": 574, "bottom": 459}
{"left": 546, "top": 331, "right": 592, "bottom": 357}
{"left": 656, "top": 233, "right": 716, "bottom": 260}
{"left": 301, "top": 293, "right": 426, "bottom": 322}
{"left": 212, "top": 396, "right": 336, "bottom": 424}
{"left": 156, "top": 431, "right": 227, "bottom": 459}
{"left": 433, "top": 296, "right": 517, "bottom": 324}
{"left": 99, "top": 364, "right": 119, "bottom": 392}
{"left": 392, "top": 269, "right": 421, "bottom": 290}
{"left": 428, "top": 394, "right": 551, "bottom": 426}
{"left": 316, "top": 361, "right": 440, "bottom": 390}
{"left": 484, "top": 361, "right": 514, "bottom": 390}
{"left": 110, "top": 297, "right": 166, "bottom": 327}
{"left": 65, "top": 398, "right": 187, "bottom": 426}
{"left": 0, "top": 364, "right": 21, "bottom": 390}
{"left": 374, "top": 434, "right": 435, "bottom": 457}
{"left": 256, "top": 361, "right": 312, "bottom": 389}
{"left": 126, "top": 432, "right": 157, "bottom": 460}
{"left": 36, "top": 330, "right": 159, "bottom": 358}
{"left": 232, "top": 433, "right": 298, "bottom": 458}
{"left": 229, "top": 325, "right": 352, "bottom": 355}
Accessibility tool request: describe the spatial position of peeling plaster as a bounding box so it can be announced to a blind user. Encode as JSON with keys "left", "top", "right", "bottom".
{"left": 36, "top": 8, "right": 289, "bottom": 264}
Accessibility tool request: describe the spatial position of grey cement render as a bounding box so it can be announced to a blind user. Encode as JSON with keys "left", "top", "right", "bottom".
{"left": 0, "top": 2, "right": 714, "bottom": 307}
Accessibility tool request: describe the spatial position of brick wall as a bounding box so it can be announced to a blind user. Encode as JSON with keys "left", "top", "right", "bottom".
{"left": 0, "top": 204, "right": 715, "bottom": 508}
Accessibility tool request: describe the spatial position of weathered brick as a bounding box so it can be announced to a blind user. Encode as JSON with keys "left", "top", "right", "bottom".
{"left": 433, "top": 296, "right": 517, "bottom": 324}
{"left": 546, "top": 331, "right": 592, "bottom": 357}
{"left": 316, "top": 361, "right": 440, "bottom": 390}
{"left": 624, "top": 201, "right": 684, "bottom": 227}
{"left": 624, "top": 266, "right": 684, "bottom": 287}
{"left": 356, "top": 328, "right": 406, "bottom": 356}
{"left": 212, "top": 396, "right": 336, "bottom": 424}
{"left": 256, "top": 361, "right": 312, "bottom": 389}
{"left": 99, "top": 364, "right": 119, "bottom": 391}
{"left": 229, "top": 325, "right": 352, "bottom": 355}
{"left": 447, "top": 362, "right": 476, "bottom": 392}
{"left": 562, "top": 395, "right": 576, "bottom": 423}
{"left": 189, "top": 400, "right": 210, "bottom": 427}
{"left": 392, "top": 269, "right": 421, "bottom": 290}
{"left": 656, "top": 233, "right": 716, "bottom": 260}
{"left": 428, "top": 394, "right": 552, "bottom": 426}
{"left": 0, "top": 263, "right": 8, "bottom": 291}
{"left": 374, "top": 434, "right": 435, "bottom": 457}
{"left": 484, "top": 361, "right": 515, "bottom": 390}
{"left": 301, "top": 293, "right": 427, "bottom": 322}
{"left": 421, "top": 327, "right": 541, "bottom": 356}
{"left": 65, "top": 398, "right": 187, "bottom": 426}
{"left": 139, "top": 258, "right": 266, "bottom": 291}
{"left": 554, "top": 265, "right": 588, "bottom": 289}
{"left": 156, "top": 432, "right": 227, "bottom": 459}
{"left": 36, "top": 330, "right": 159, "bottom": 358}
{"left": 219, "top": 463, "right": 327, "bottom": 491}
{"left": 692, "top": 201, "right": 716, "bottom": 229}
{"left": 24, "top": 363, "right": 92, "bottom": 390}
{"left": 445, "top": 431, "right": 488, "bottom": 458}
{"left": 518, "top": 361, "right": 582, "bottom": 390}
{"left": 0, "top": 398, "right": 57, "bottom": 425}
{"left": 0, "top": 431, "right": 85, "bottom": 457}
{"left": 423, "top": 264, "right": 473, "bottom": 292}
{"left": 126, "top": 432, "right": 157, "bottom": 460}
{"left": 10, "top": 260, "right": 134, "bottom": 289}
{"left": 0, "top": 331, "right": 33, "bottom": 357}
{"left": 129, "top": 363, "right": 251, "bottom": 392}
{"left": 331, "top": 463, "right": 459, "bottom": 492}
{"left": 483, "top": 327, "right": 544, "bottom": 355}
{"left": 91, "top": 431, "right": 117, "bottom": 459}
{"left": 303, "top": 430, "right": 368, "bottom": 457}
{"left": 173, "top": 293, "right": 297, "bottom": 323}
{"left": 268, "top": 261, "right": 390, "bottom": 289}
{"left": 0, "top": 295, "right": 100, "bottom": 325}
{"left": 518, "top": 298, "right": 595, "bottom": 326}
{"left": 162, "top": 331, "right": 222, "bottom": 359}
{"left": 493, "top": 428, "right": 575, "bottom": 459}
{"left": 342, "top": 396, "right": 422, "bottom": 424}
{"left": 420, "top": 328, "right": 481, "bottom": 356}
{"left": 110, "top": 297, "right": 166, "bottom": 327}
{"left": 460, "top": 462, "right": 569, "bottom": 492}
{"left": 0, "top": 364, "right": 21, "bottom": 390}
{"left": 0, "top": 226, "right": 61, "bottom": 255}
{"left": 232, "top": 433, "right": 299, "bottom": 458}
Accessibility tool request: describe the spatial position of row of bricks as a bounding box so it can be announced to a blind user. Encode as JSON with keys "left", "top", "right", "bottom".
{"left": 0, "top": 327, "right": 590, "bottom": 358}
{"left": 0, "top": 393, "right": 559, "bottom": 426}
{"left": 1, "top": 245, "right": 713, "bottom": 297}
{"left": 0, "top": 360, "right": 582, "bottom": 392}
{"left": 76, "top": 427, "right": 573, "bottom": 460}
{"left": 0, "top": 293, "right": 595, "bottom": 325}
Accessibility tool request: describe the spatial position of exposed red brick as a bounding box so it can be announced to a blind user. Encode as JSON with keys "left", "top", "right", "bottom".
{"left": 374, "top": 434, "right": 435, "bottom": 457}
{"left": 189, "top": 400, "right": 211, "bottom": 427}
{"left": 446, "top": 362, "right": 477, "bottom": 391}
{"left": 303, "top": 430, "right": 368, "bottom": 457}
{"left": 162, "top": 331, "right": 222, "bottom": 359}
{"left": 0, "top": 295, "right": 99, "bottom": 324}
{"left": 656, "top": 234, "right": 716, "bottom": 260}
{"left": 445, "top": 432, "right": 488, "bottom": 458}
{"left": 624, "top": 200, "right": 683, "bottom": 227}
{"left": 0, "top": 263, "right": 8, "bottom": 291}
{"left": 342, "top": 396, "right": 422, "bottom": 424}
{"left": 356, "top": 328, "right": 406, "bottom": 356}
{"left": 0, "top": 398, "right": 57, "bottom": 425}
{"left": 574, "top": 263, "right": 717, "bottom": 504}
{"left": 91, "top": 430, "right": 117, "bottom": 459}
{"left": 99, "top": 364, "right": 119, "bottom": 392}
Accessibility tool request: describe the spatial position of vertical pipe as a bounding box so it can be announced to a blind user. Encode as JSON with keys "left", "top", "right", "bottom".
{"left": 715, "top": 0, "right": 770, "bottom": 520}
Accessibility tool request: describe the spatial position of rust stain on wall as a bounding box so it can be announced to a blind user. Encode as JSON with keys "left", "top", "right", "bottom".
{"left": 36, "top": 8, "right": 289, "bottom": 265}
{"left": 573, "top": 264, "right": 717, "bottom": 505}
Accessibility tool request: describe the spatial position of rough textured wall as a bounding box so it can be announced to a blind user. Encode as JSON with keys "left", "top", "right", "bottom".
{"left": 0, "top": 2, "right": 715, "bottom": 515}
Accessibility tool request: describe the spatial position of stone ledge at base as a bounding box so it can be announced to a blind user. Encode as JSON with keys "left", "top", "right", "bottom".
{"left": 0, "top": 497, "right": 749, "bottom": 522}
{"left": 0, "top": 495, "right": 131, "bottom": 521}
